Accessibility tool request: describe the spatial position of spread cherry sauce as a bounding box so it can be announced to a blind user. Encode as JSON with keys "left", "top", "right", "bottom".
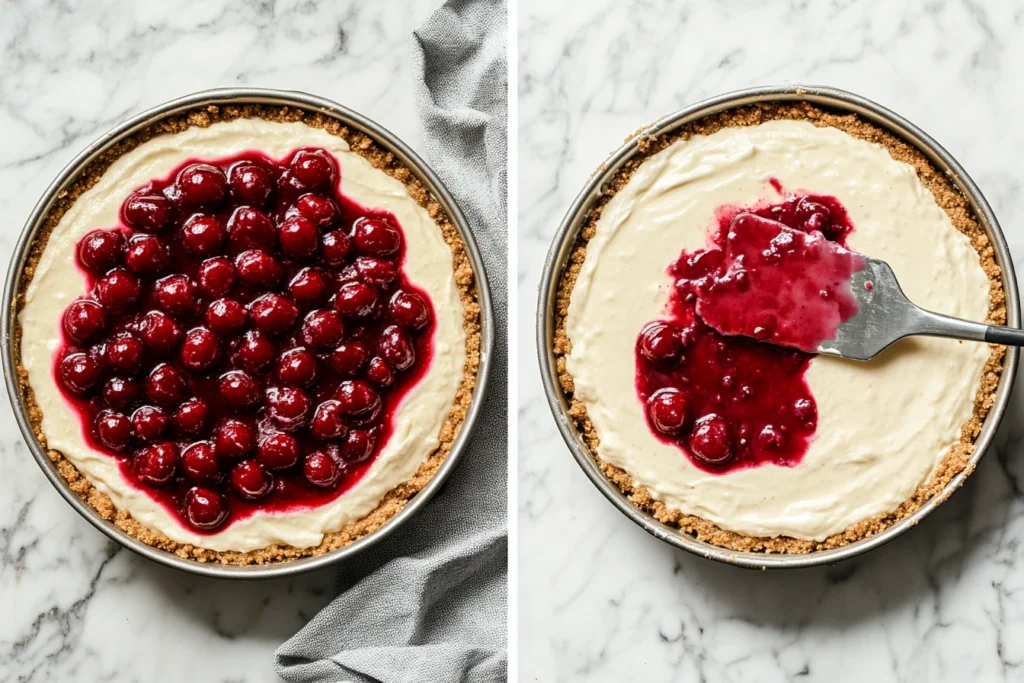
{"left": 635, "top": 185, "right": 857, "bottom": 473}
{"left": 56, "top": 148, "right": 435, "bottom": 532}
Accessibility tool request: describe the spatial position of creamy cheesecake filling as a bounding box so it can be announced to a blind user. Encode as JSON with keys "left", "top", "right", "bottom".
{"left": 20, "top": 120, "right": 467, "bottom": 552}
{"left": 565, "top": 120, "right": 990, "bottom": 541}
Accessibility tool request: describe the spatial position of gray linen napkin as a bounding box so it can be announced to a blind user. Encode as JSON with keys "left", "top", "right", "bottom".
{"left": 274, "top": 1, "right": 508, "bottom": 681}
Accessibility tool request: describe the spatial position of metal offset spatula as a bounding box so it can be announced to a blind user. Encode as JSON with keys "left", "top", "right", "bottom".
{"left": 817, "top": 258, "right": 1022, "bottom": 361}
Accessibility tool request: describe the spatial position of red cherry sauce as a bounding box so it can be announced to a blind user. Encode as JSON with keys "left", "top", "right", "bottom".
{"left": 54, "top": 148, "right": 436, "bottom": 533}
{"left": 635, "top": 185, "right": 857, "bottom": 473}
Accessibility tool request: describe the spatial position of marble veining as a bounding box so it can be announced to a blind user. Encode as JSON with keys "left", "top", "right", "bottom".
{"left": 0, "top": 1, "right": 447, "bottom": 681}
{"left": 519, "top": 0, "right": 1024, "bottom": 680}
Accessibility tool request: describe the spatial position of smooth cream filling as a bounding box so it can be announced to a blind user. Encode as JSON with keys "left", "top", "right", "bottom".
{"left": 565, "top": 120, "right": 991, "bottom": 541}
{"left": 20, "top": 119, "right": 467, "bottom": 552}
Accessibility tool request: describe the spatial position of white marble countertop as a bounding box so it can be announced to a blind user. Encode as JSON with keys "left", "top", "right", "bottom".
{"left": 0, "top": 2, "right": 446, "bottom": 681}
{"left": 518, "top": 0, "right": 1024, "bottom": 680}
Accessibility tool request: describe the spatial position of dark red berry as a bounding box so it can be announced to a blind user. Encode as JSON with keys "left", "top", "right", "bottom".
{"left": 276, "top": 170, "right": 309, "bottom": 204}
{"left": 176, "top": 164, "right": 227, "bottom": 207}
{"left": 205, "top": 298, "right": 248, "bottom": 335}
{"left": 173, "top": 398, "right": 210, "bottom": 435}
{"left": 125, "top": 234, "right": 169, "bottom": 274}
{"left": 228, "top": 162, "right": 272, "bottom": 206}
{"left": 279, "top": 216, "right": 320, "bottom": 258}
{"left": 180, "top": 327, "right": 221, "bottom": 371}
{"left": 277, "top": 346, "right": 317, "bottom": 386}
{"left": 353, "top": 216, "right": 401, "bottom": 257}
{"left": 197, "top": 256, "right": 236, "bottom": 297}
{"left": 266, "top": 386, "right": 310, "bottom": 431}
{"left": 366, "top": 357, "right": 393, "bottom": 387}
{"left": 310, "top": 400, "right": 347, "bottom": 441}
{"left": 639, "top": 322, "right": 683, "bottom": 368}
{"left": 333, "top": 281, "right": 377, "bottom": 317}
{"left": 258, "top": 432, "right": 300, "bottom": 471}
{"left": 105, "top": 333, "right": 145, "bottom": 374}
{"left": 218, "top": 370, "right": 259, "bottom": 411}
{"left": 94, "top": 410, "right": 132, "bottom": 452}
{"left": 103, "top": 376, "right": 142, "bottom": 410}
{"left": 154, "top": 274, "right": 197, "bottom": 316}
{"left": 249, "top": 293, "right": 299, "bottom": 335}
{"left": 335, "top": 379, "right": 381, "bottom": 423}
{"left": 145, "top": 363, "right": 187, "bottom": 407}
{"left": 78, "top": 230, "right": 125, "bottom": 272}
{"left": 59, "top": 353, "right": 102, "bottom": 394}
{"left": 132, "top": 405, "right": 168, "bottom": 442}
{"left": 378, "top": 325, "right": 415, "bottom": 371}
{"left": 296, "top": 193, "right": 337, "bottom": 227}
{"left": 647, "top": 388, "right": 688, "bottom": 436}
{"left": 227, "top": 207, "right": 276, "bottom": 251}
{"left": 123, "top": 194, "right": 174, "bottom": 232}
{"left": 182, "top": 486, "right": 228, "bottom": 530}
{"left": 321, "top": 230, "right": 350, "bottom": 266}
{"left": 340, "top": 428, "right": 375, "bottom": 463}
{"left": 95, "top": 268, "right": 141, "bottom": 311}
{"left": 230, "top": 460, "right": 273, "bottom": 500}
{"left": 301, "top": 310, "right": 345, "bottom": 348}
{"left": 303, "top": 450, "right": 341, "bottom": 488}
{"left": 182, "top": 442, "right": 220, "bottom": 482}
{"left": 389, "top": 291, "right": 430, "bottom": 330}
{"left": 290, "top": 149, "right": 335, "bottom": 189}
{"left": 135, "top": 441, "right": 178, "bottom": 486}
{"left": 234, "top": 329, "right": 275, "bottom": 373}
{"left": 793, "top": 398, "right": 817, "bottom": 426}
{"left": 288, "top": 268, "right": 329, "bottom": 308}
{"left": 182, "top": 214, "right": 225, "bottom": 256}
{"left": 63, "top": 299, "right": 106, "bottom": 344}
{"left": 214, "top": 419, "right": 256, "bottom": 459}
{"left": 756, "top": 424, "right": 785, "bottom": 454}
{"left": 689, "top": 414, "right": 733, "bottom": 465}
{"left": 235, "top": 249, "right": 282, "bottom": 288}
{"left": 354, "top": 256, "right": 397, "bottom": 286}
{"left": 138, "top": 310, "right": 183, "bottom": 356}
{"left": 328, "top": 341, "right": 368, "bottom": 375}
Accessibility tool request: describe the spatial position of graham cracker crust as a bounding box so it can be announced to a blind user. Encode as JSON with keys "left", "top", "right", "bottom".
{"left": 554, "top": 101, "right": 1007, "bottom": 554}
{"left": 13, "top": 104, "right": 482, "bottom": 566}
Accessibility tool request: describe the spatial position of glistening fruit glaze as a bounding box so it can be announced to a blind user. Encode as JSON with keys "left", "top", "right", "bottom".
{"left": 54, "top": 147, "right": 435, "bottom": 532}
{"left": 634, "top": 186, "right": 857, "bottom": 473}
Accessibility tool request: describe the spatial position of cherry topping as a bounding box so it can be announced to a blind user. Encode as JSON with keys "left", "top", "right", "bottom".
{"left": 258, "top": 432, "right": 300, "bottom": 471}
{"left": 78, "top": 230, "right": 125, "bottom": 272}
{"left": 249, "top": 293, "right": 299, "bottom": 335}
{"left": 230, "top": 460, "right": 273, "bottom": 500}
{"left": 176, "top": 164, "right": 227, "bottom": 207}
{"left": 647, "top": 388, "right": 689, "bottom": 436}
{"left": 291, "top": 149, "right": 335, "bottom": 189}
{"left": 279, "top": 216, "right": 320, "bottom": 258}
{"left": 94, "top": 410, "right": 132, "bottom": 452}
{"left": 335, "top": 379, "right": 381, "bottom": 423}
{"left": 227, "top": 207, "right": 276, "bottom": 251}
{"left": 103, "top": 376, "right": 142, "bottom": 409}
{"left": 333, "top": 281, "right": 377, "bottom": 317}
{"left": 154, "top": 274, "right": 197, "bottom": 316}
{"left": 310, "top": 400, "right": 347, "bottom": 441}
{"left": 180, "top": 327, "right": 221, "bottom": 371}
{"left": 95, "top": 268, "right": 141, "bottom": 311}
{"left": 639, "top": 322, "right": 684, "bottom": 368}
{"left": 321, "top": 230, "right": 350, "bottom": 266}
{"left": 205, "top": 298, "right": 248, "bottom": 335}
{"left": 63, "top": 299, "right": 106, "bottom": 344}
{"left": 288, "top": 268, "right": 329, "bottom": 308}
{"left": 301, "top": 310, "right": 345, "bottom": 348}
{"left": 329, "top": 342, "right": 368, "bottom": 375}
{"left": 218, "top": 370, "right": 259, "bottom": 411}
{"left": 341, "top": 429, "right": 376, "bottom": 463}
{"left": 145, "top": 363, "right": 187, "bottom": 407}
{"left": 213, "top": 419, "right": 256, "bottom": 459}
{"left": 182, "top": 442, "right": 220, "bottom": 482}
{"left": 197, "top": 256, "right": 236, "bottom": 297}
{"left": 353, "top": 216, "right": 401, "bottom": 257}
{"left": 105, "top": 333, "right": 145, "bottom": 374}
{"left": 173, "top": 398, "right": 210, "bottom": 435}
{"left": 182, "top": 214, "right": 225, "bottom": 256}
{"left": 389, "top": 291, "right": 430, "bottom": 330}
{"left": 125, "top": 234, "right": 169, "bottom": 274}
{"left": 59, "top": 353, "right": 102, "bottom": 394}
{"left": 132, "top": 405, "right": 168, "bottom": 442}
{"left": 138, "top": 310, "right": 183, "bottom": 356}
{"left": 182, "top": 486, "right": 228, "bottom": 530}
{"left": 277, "top": 346, "right": 318, "bottom": 386}
{"left": 303, "top": 450, "right": 341, "bottom": 488}
{"left": 234, "top": 329, "right": 276, "bottom": 373}
{"left": 296, "top": 194, "right": 337, "bottom": 227}
{"left": 355, "top": 256, "right": 397, "bottom": 286}
{"left": 123, "top": 194, "right": 174, "bottom": 232}
{"left": 266, "top": 386, "right": 311, "bottom": 430}
{"left": 689, "top": 414, "right": 732, "bottom": 465}
{"left": 378, "top": 325, "right": 415, "bottom": 371}
{"left": 135, "top": 441, "right": 178, "bottom": 486}
{"left": 228, "top": 162, "right": 272, "bottom": 206}
{"left": 235, "top": 249, "right": 282, "bottom": 288}
{"left": 367, "top": 357, "right": 394, "bottom": 387}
